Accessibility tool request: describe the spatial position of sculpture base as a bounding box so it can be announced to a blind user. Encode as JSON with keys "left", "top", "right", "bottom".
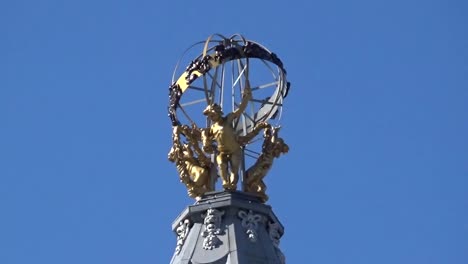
{"left": 170, "top": 191, "right": 285, "bottom": 264}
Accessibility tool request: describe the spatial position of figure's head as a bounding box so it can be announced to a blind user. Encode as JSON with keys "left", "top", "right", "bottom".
{"left": 182, "top": 143, "right": 193, "bottom": 157}
{"left": 203, "top": 104, "right": 223, "bottom": 120}
{"left": 168, "top": 147, "right": 177, "bottom": 162}
{"left": 273, "top": 139, "right": 289, "bottom": 157}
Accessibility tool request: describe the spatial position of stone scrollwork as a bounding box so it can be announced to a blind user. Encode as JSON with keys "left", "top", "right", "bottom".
{"left": 174, "top": 219, "right": 190, "bottom": 255}
{"left": 268, "top": 221, "right": 286, "bottom": 264}
{"left": 201, "top": 208, "right": 225, "bottom": 250}
{"left": 238, "top": 210, "right": 264, "bottom": 242}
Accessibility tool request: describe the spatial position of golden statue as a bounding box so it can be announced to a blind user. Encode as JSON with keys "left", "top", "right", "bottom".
{"left": 168, "top": 125, "right": 212, "bottom": 199}
{"left": 167, "top": 35, "right": 291, "bottom": 202}
{"left": 201, "top": 81, "right": 252, "bottom": 190}
{"left": 244, "top": 126, "right": 289, "bottom": 202}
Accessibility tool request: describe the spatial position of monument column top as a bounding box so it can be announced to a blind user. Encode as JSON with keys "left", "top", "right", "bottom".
{"left": 167, "top": 34, "right": 290, "bottom": 263}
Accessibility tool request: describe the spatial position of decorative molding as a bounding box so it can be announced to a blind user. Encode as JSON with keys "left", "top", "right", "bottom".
{"left": 238, "top": 210, "right": 264, "bottom": 242}
{"left": 175, "top": 219, "right": 190, "bottom": 255}
{"left": 201, "top": 208, "right": 225, "bottom": 250}
{"left": 268, "top": 221, "right": 285, "bottom": 264}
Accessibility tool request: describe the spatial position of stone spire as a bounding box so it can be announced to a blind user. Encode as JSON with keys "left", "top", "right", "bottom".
{"left": 169, "top": 191, "right": 285, "bottom": 264}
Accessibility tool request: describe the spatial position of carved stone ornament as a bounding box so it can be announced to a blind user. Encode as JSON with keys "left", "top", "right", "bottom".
{"left": 268, "top": 221, "right": 286, "bottom": 264}
{"left": 238, "top": 210, "right": 264, "bottom": 242}
{"left": 174, "top": 219, "right": 190, "bottom": 255}
{"left": 201, "top": 208, "right": 225, "bottom": 250}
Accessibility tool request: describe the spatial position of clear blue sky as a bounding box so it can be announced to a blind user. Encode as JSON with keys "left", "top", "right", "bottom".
{"left": 1, "top": 0, "right": 467, "bottom": 263}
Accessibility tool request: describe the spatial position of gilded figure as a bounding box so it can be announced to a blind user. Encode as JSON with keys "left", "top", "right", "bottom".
{"left": 201, "top": 80, "right": 252, "bottom": 190}
{"left": 244, "top": 126, "right": 289, "bottom": 202}
{"left": 168, "top": 125, "right": 212, "bottom": 199}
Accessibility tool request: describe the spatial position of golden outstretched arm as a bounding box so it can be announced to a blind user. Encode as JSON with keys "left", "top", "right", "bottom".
{"left": 229, "top": 80, "right": 252, "bottom": 121}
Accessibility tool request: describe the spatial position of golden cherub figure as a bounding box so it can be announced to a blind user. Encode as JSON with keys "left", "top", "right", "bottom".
{"left": 168, "top": 125, "right": 212, "bottom": 199}
{"left": 244, "top": 126, "right": 289, "bottom": 202}
{"left": 201, "top": 81, "right": 252, "bottom": 190}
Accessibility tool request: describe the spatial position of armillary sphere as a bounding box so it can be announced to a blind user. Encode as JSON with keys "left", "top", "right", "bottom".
{"left": 168, "top": 33, "right": 290, "bottom": 173}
